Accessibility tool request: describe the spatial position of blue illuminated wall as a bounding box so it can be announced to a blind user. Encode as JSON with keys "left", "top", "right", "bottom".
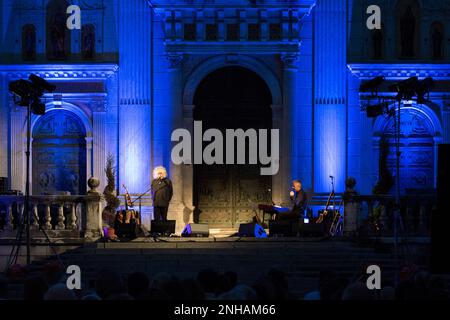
{"left": 292, "top": 10, "right": 314, "bottom": 191}
{"left": 117, "top": 0, "right": 152, "bottom": 194}
{"left": 313, "top": 0, "right": 348, "bottom": 193}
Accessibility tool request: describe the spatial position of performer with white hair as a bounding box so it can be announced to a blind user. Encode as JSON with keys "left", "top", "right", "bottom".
{"left": 151, "top": 166, "right": 173, "bottom": 221}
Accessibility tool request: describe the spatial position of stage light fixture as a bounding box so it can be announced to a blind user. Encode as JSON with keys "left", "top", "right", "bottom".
{"left": 388, "top": 76, "right": 418, "bottom": 101}
{"left": 30, "top": 100, "right": 46, "bottom": 115}
{"left": 359, "top": 76, "right": 385, "bottom": 93}
{"left": 366, "top": 102, "right": 388, "bottom": 118}
{"left": 416, "top": 77, "right": 434, "bottom": 104}
{"left": 29, "top": 73, "right": 56, "bottom": 93}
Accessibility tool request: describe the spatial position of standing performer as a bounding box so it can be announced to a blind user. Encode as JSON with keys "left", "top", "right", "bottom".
{"left": 151, "top": 166, "right": 173, "bottom": 221}
{"left": 277, "top": 179, "right": 307, "bottom": 220}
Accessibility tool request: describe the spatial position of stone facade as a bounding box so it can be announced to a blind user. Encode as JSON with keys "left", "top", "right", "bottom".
{"left": 0, "top": 0, "right": 449, "bottom": 233}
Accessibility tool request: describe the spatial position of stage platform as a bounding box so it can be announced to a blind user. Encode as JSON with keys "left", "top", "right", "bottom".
{"left": 0, "top": 234, "right": 431, "bottom": 299}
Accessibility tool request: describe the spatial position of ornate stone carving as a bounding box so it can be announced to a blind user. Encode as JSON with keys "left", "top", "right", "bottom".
{"left": 166, "top": 54, "right": 184, "bottom": 68}
{"left": 281, "top": 54, "right": 299, "bottom": 69}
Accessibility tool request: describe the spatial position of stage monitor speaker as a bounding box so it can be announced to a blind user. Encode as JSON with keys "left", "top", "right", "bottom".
{"left": 116, "top": 223, "right": 139, "bottom": 239}
{"left": 150, "top": 220, "right": 176, "bottom": 236}
{"left": 238, "top": 223, "right": 267, "bottom": 238}
{"left": 299, "top": 219, "right": 325, "bottom": 237}
{"left": 269, "top": 220, "right": 299, "bottom": 237}
{"left": 181, "top": 223, "right": 209, "bottom": 237}
{"left": 432, "top": 144, "right": 450, "bottom": 273}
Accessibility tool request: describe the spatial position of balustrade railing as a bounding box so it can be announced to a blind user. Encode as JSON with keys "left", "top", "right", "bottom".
{"left": 0, "top": 194, "right": 103, "bottom": 240}
{"left": 345, "top": 194, "right": 435, "bottom": 237}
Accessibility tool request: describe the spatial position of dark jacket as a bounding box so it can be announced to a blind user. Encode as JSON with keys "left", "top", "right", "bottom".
{"left": 290, "top": 189, "right": 307, "bottom": 216}
{"left": 151, "top": 178, "right": 173, "bottom": 207}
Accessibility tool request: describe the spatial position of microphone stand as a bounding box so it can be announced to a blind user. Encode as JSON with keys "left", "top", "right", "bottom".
{"left": 330, "top": 176, "right": 336, "bottom": 214}
{"left": 130, "top": 186, "right": 153, "bottom": 208}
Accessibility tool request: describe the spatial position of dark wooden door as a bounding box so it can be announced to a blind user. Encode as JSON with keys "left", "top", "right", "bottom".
{"left": 193, "top": 67, "right": 273, "bottom": 227}
{"left": 32, "top": 110, "right": 87, "bottom": 195}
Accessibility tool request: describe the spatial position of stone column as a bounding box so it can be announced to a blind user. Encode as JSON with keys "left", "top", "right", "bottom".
{"left": 92, "top": 107, "right": 106, "bottom": 192}
{"left": 85, "top": 137, "right": 93, "bottom": 180}
{"left": 0, "top": 75, "right": 8, "bottom": 178}
{"left": 166, "top": 54, "right": 186, "bottom": 234}
{"left": 271, "top": 104, "right": 283, "bottom": 205}
{"left": 442, "top": 102, "right": 450, "bottom": 143}
{"left": 281, "top": 54, "right": 298, "bottom": 205}
{"left": 182, "top": 104, "right": 195, "bottom": 224}
{"left": 10, "top": 104, "right": 26, "bottom": 192}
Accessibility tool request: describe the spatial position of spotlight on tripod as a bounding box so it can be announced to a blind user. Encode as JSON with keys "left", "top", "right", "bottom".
{"left": 415, "top": 77, "right": 434, "bottom": 104}
{"left": 9, "top": 74, "right": 55, "bottom": 114}
{"left": 6, "top": 74, "right": 56, "bottom": 269}
{"left": 359, "top": 76, "right": 385, "bottom": 95}
{"left": 366, "top": 101, "right": 389, "bottom": 118}
{"left": 388, "top": 76, "right": 418, "bottom": 101}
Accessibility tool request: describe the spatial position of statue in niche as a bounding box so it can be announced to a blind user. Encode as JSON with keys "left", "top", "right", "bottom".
{"left": 48, "top": 12, "right": 66, "bottom": 59}
{"left": 372, "top": 29, "right": 383, "bottom": 59}
{"left": 22, "top": 25, "right": 36, "bottom": 61}
{"left": 432, "top": 27, "right": 443, "bottom": 59}
{"left": 82, "top": 25, "right": 95, "bottom": 59}
{"left": 400, "top": 6, "right": 415, "bottom": 58}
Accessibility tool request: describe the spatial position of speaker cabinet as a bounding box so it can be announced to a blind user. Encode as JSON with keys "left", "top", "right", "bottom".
{"left": 181, "top": 223, "right": 209, "bottom": 237}
{"left": 269, "top": 220, "right": 299, "bottom": 237}
{"left": 238, "top": 223, "right": 267, "bottom": 238}
{"left": 150, "top": 220, "right": 176, "bottom": 236}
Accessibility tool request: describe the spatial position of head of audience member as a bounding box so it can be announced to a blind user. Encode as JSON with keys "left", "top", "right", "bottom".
{"left": 105, "top": 293, "right": 134, "bottom": 300}
{"left": 267, "top": 268, "right": 289, "bottom": 299}
{"left": 224, "top": 271, "right": 238, "bottom": 289}
{"left": 215, "top": 274, "right": 233, "bottom": 296}
{"left": 342, "top": 281, "right": 376, "bottom": 300}
{"left": 252, "top": 276, "right": 278, "bottom": 300}
{"left": 94, "top": 269, "right": 125, "bottom": 299}
{"left": 158, "top": 276, "right": 187, "bottom": 300}
{"left": 197, "top": 269, "right": 220, "bottom": 296}
{"left": 218, "top": 285, "right": 257, "bottom": 300}
{"left": 81, "top": 293, "right": 101, "bottom": 300}
{"left": 127, "top": 272, "right": 150, "bottom": 299}
{"left": 150, "top": 272, "right": 172, "bottom": 291}
{"left": 23, "top": 276, "right": 49, "bottom": 300}
{"left": 318, "top": 270, "right": 340, "bottom": 300}
{"left": 180, "top": 278, "right": 205, "bottom": 300}
{"left": 44, "top": 283, "right": 77, "bottom": 300}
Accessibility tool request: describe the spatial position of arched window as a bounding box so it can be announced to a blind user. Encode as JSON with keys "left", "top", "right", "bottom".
{"left": 46, "top": 0, "right": 70, "bottom": 60}
{"left": 430, "top": 21, "right": 444, "bottom": 60}
{"left": 81, "top": 24, "right": 95, "bottom": 59}
{"left": 22, "top": 24, "right": 36, "bottom": 61}
{"left": 396, "top": 1, "right": 420, "bottom": 59}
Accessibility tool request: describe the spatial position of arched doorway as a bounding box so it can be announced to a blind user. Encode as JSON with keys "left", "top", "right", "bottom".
{"left": 193, "top": 66, "right": 273, "bottom": 227}
{"left": 377, "top": 106, "right": 437, "bottom": 194}
{"left": 32, "top": 109, "right": 87, "bottom": 195}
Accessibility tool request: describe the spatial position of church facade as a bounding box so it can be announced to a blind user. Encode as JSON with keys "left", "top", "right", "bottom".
{"left": 1, "top": 0, "right": 449, "bottom": 232}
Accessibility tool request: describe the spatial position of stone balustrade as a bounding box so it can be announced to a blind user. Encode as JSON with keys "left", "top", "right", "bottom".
{"left": 345, "top": 194, "right": 435, "bottom": 237}
{"left": 0, "top": 194, "right": 103, "bottom": 240}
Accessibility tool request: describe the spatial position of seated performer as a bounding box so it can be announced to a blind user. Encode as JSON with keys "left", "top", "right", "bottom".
{"left": 151, "top": 166, "right": 173, "bottom": 221}
{"left": 276, "top": 179, "right": 307, "bottom": 221}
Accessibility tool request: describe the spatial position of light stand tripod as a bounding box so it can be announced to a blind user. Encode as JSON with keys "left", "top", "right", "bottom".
{"left": 6, "top": 102, "right": 61, "bottom": 271}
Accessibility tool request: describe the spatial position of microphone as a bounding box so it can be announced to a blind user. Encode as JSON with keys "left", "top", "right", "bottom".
{"left": 329, "top": 175, "right": 334, "bottom": 179}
